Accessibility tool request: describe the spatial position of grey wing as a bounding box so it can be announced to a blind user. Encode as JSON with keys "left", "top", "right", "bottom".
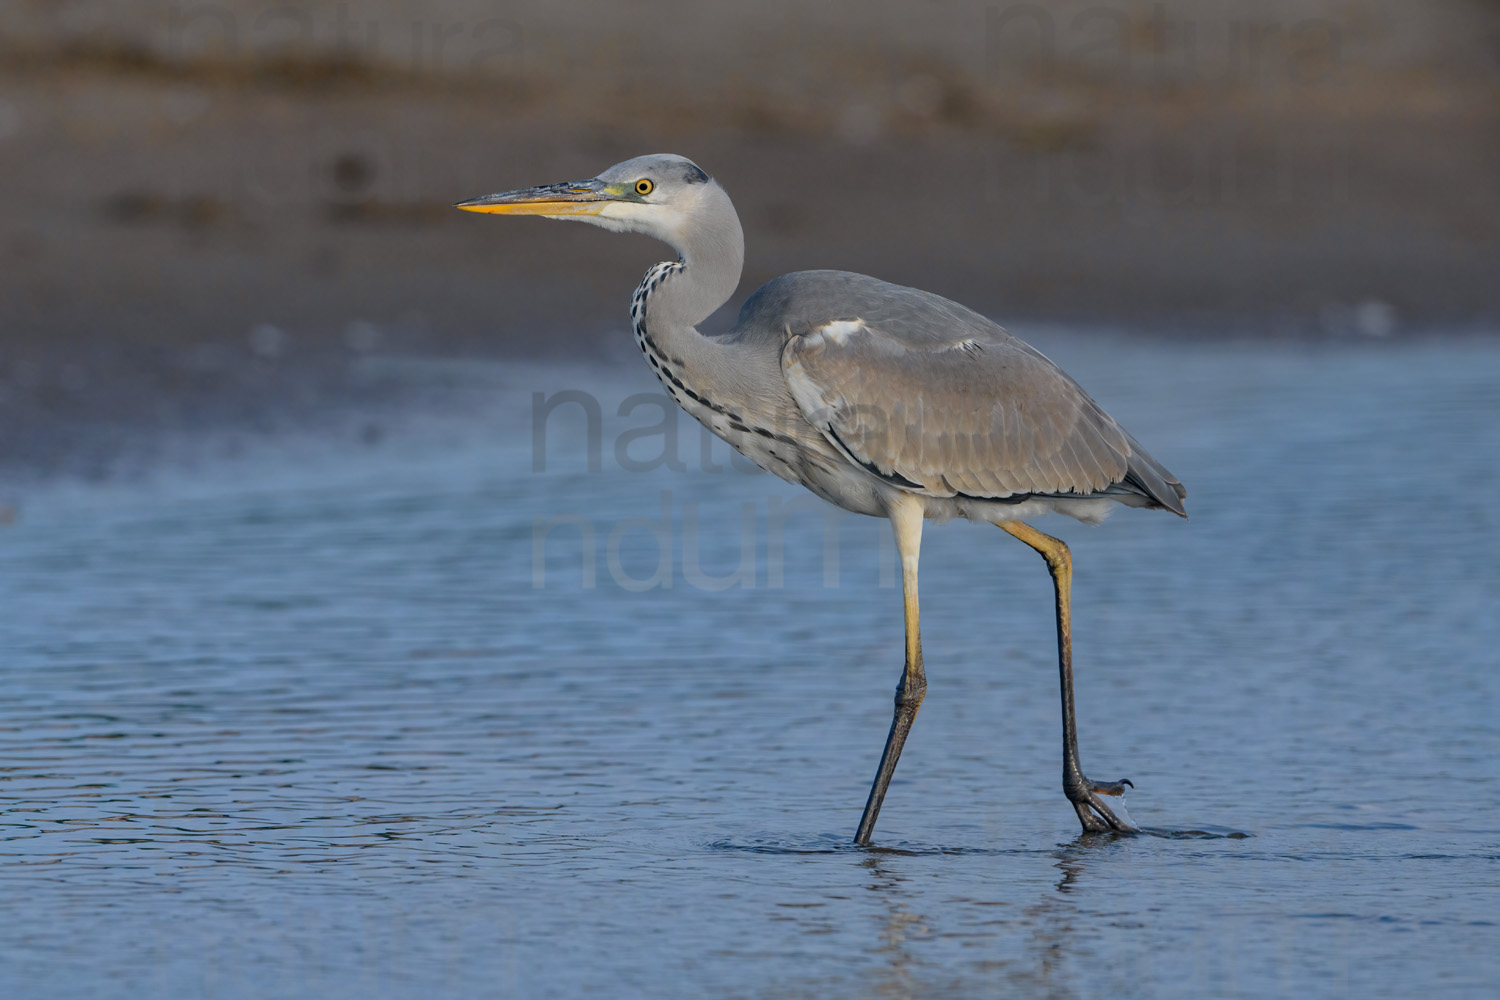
{"left": 773, "top": 277, "right": 1185, "bottom": 514}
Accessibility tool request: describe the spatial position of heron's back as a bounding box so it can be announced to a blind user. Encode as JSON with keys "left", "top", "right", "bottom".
{"left": 734, "top": 270, "right": 1186, "bottom": 517}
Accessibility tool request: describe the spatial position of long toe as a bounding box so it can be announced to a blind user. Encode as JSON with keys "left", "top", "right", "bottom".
{"left": 1086, "top": 789, "right": 1139, "bottom": 832}
{"left": 1089, "top": 778, "right": 1133, "bottom": 796}
{"left": 1068, "top": 776, "right": 1139, "bottom": 833}
{"left": 1073, "top": 802, "right": 1110, "bottom": 832}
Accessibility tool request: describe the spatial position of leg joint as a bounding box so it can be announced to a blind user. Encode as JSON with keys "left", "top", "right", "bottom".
{"left": 999, "top": 520, "right": 1070, "bottom": 575}
{"left": 895, "top": 670, "right": 927, "bottom": 709}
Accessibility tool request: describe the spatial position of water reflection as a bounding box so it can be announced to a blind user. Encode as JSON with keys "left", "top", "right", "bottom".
{"left": 860, "top": 856, "right": 927, "bottom": 999}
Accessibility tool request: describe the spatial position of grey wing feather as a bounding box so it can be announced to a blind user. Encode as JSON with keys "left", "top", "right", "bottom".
{"left": 760, "top": 271, "right": 1186, "bottom": 515}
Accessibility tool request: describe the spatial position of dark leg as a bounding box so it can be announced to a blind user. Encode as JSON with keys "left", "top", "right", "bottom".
{"left": 855, "top": 498, "right": 926, "bottom": 846}
{"left": 1000, "top": 521, "right": 1136, "bottom": 833}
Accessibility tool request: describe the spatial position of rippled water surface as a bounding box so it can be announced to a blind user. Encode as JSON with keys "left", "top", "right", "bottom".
{"left": 3, "top": 334, "right": 1498, "bottom": 998}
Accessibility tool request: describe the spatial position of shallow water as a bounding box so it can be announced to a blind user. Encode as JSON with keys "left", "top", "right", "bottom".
{"left": 2, "top": 333, "right": 1498, "bottom": 998}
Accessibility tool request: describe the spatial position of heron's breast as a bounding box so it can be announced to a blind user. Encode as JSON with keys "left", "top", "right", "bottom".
{"left": 630, "top": 303, "right": 859, "bottom": 506}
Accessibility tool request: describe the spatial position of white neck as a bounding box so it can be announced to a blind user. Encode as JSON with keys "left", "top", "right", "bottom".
{"left": 635, "top": 181, "right": 744, "bottom": 333}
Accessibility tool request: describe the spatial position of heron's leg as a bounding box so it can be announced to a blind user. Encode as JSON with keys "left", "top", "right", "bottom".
{"left": 854, "top": 496, "right": 927, "bottom": 846}
{"left": 999, "top": 521, "right": 1136, "bottom": 833}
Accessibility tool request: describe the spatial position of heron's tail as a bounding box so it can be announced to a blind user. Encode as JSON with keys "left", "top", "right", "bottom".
{"left": 1121, "top": 437, "right": 1187, "bottom": 518}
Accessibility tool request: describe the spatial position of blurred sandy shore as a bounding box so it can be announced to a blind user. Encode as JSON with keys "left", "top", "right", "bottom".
{"left": 1, "top": 0, "right": 1498, "bottom": 473}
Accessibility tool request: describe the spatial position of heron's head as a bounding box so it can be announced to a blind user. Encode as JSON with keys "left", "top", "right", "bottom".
{"left": 456, "top": 153, "right": 721, "bottom": 246}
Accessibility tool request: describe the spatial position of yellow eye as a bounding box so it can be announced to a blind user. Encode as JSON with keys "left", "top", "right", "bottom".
{"left": 635, "top": 178, "right": 654, "bottom": 196}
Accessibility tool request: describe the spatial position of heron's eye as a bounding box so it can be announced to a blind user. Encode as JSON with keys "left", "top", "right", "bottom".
{"left": 635, "top": 178, "right": 654, "bottom": 196}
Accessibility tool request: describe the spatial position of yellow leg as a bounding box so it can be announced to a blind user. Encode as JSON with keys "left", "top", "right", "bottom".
{"left": 1000, "top": 521, "right": 1136, "bottom": 833}
{"left": 855, "top": 495, "right": 926, "bottom": 846}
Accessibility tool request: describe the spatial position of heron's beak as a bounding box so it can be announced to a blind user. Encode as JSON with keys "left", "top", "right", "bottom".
{"left": 455, "top": 179, "right": 622, "bottom": 217}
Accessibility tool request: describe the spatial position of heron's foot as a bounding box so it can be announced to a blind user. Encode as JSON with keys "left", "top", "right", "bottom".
{"left": 1067, "top": 775, "right": 1137, "bottom": 833}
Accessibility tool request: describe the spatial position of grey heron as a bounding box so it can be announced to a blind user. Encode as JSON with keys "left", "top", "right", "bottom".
{"left": 458, "top": 154, "right": 1186, "bottom": 845}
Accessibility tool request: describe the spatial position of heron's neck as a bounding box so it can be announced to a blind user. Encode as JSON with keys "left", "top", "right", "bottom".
{"left": 635, "top": 184, "right": 744, "bottom": 346}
